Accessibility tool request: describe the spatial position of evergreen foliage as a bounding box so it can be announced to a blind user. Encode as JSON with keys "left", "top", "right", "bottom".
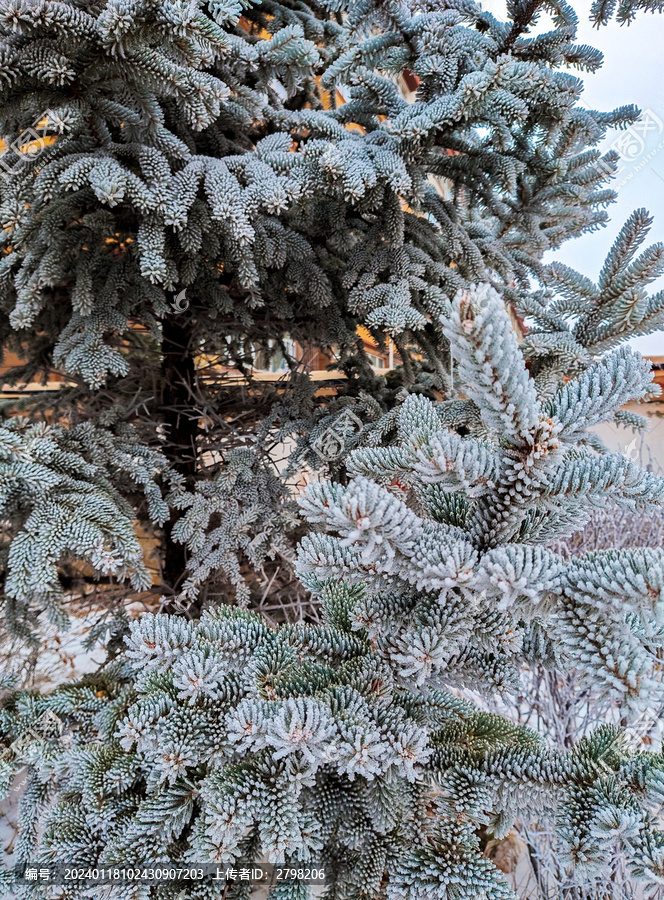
{"left": 4, "top": 602, "right": 664, "bottom": 900}
{"left": 520, "top": 207, "right": 664, "bottom": 402}
{"left": 1, "top": 0, "right": 664, "bottom": 625}
{"left": 501, "top": 504, "right": 664, "bottom": 898}
{"left": 0, "top": 417, "right": 180, "bottom": 641}
{"left": 1, "top": 0, "right": 664, "bottom": 898}
{"left": 4, "top": 284, "right": 664, "bottom": 897}
{"left": 299, "top": 286, "right": 664, "bottom": 712}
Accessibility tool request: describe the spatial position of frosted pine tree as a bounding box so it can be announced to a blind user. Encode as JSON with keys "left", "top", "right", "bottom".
{"left": 2, "top": 0, "right": 664, "bottom": 634}
{"left": 4, "top": 283, "right": 664, "bottom": 898}
{"left": 2, "top": 0, "right": 664, "bottom": 897}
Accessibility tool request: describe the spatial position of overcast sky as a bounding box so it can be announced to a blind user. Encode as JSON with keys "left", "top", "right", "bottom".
{"left": 483, "top": 0, "right": 664, "bottom": 354}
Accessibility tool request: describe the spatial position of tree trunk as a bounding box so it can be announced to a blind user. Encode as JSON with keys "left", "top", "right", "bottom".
{"left": 160, "top": 313, "right": 198, "bottom": 594}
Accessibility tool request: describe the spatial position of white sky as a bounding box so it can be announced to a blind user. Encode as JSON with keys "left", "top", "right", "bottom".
{"left": 482, "top": 0, "right": 664, "bottom": 354}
